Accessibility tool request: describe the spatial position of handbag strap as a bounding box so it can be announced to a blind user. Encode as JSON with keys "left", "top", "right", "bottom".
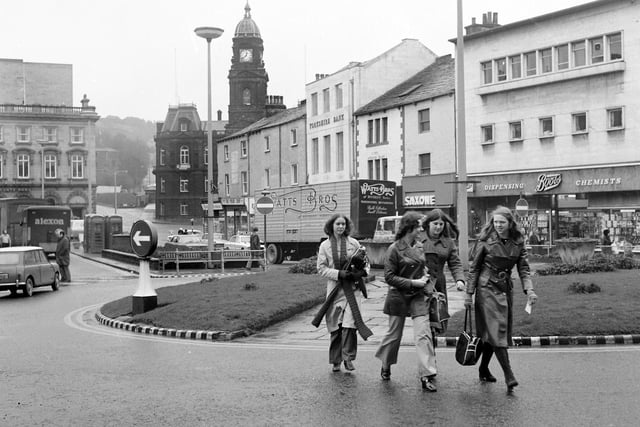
{"left": 464, "top": 306, "right": 474, "bottom": 335}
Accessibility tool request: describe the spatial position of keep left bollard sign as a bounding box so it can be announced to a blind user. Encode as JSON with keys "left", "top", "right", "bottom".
{"left": 130, "top": 220, "right": 158, "bottom": 258}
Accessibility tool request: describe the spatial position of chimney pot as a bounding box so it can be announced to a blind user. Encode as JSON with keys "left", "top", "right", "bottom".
{"left": 493, "top": 12, "right": 498, "bottom": 24}
{"left": 217, "top": 110, "right": 222, "bottom": 121}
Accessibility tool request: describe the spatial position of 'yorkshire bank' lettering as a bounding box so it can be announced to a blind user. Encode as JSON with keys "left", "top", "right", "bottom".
{"left": 309, "top": 114, "right": 344, "bottom": 129}
{"left": 34, "top": 217, "right": 65, "bottom": 226}
{"left": 404, "top": 194, "right": 436, "bottom": 206}
{"left": 575, "top": 177, "right": 622, "bottom": 186}
{"left": 536, "top": 173, "right": 562, "bottom": 192}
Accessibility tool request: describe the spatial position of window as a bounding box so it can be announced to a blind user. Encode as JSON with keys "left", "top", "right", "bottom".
{"left": 608, "top": 33, "right": 622, "bottom": 60}
{"left": 368, "top": 117, "right": 388, "bottom": 145}
{"left": 367, "top": 120, "right": 374, "bottom": 144}
{"left": 264, "top": 136, "right": 270, "bottom": 152}
{"left": 311, "top": 93, "right": 318, "bottom": 116}
{"left": 323, "top": 135, "right": 331, "bottom": 173}
{"left": 17, "top": 153, "right": 29, "bottom": 178}
{"left": 180, "top": 177, "right": 188, "bottom": 192}
{"left": 224, "top": 174, "right": 230, "bottom": 196}
{"left": 17, "top": 126, "right": 30, "bottom": 143}
{"left": 312, "top": 138, "right": 319, "bottom": 174}
{"left": 0, "top": 126, "right": 3, "bottom": 142}
{"left": 44, "top": 154, "right": 56, "bottom": 178}
{"left": 381, "top": 118, "right": 388, "bottom": 142}
{"left": 481, "top": 61, "right": 492, "bottom": 84}
{"left": 160, "top": 177, "right": 166, "bottom": 193}
{"left": 524, "top": 52, "right": 536, "bottom": 76}
{"left": 540, "top": 48, "right": 552, "bottom": 73}
{"left": 590, "top": 37, "right": 604, "bottom": 64}
{"left": 44, "top": 127, "right": 57, "bottom": 142}
{"left": 242, "top": 88, "right": 251, "bottom": 105}
{"left": 368, "top": 160, "right": 374, "bottom": 179}
{"left": 290, "top": 128, "right": 297, "bottom": 146}
{"left": 335, "top": 84, "right": 343, "bottom": 109}
{"left": 159, "top": 202, "right": 164, "bottom": 216}
{"left": 291, "top": 164, "right": 298, "bottom": 185}
{"left": 159, "top": 148, "right": 166, "bottom": 166}
{"left": 180, "top": 146, "right": 189, "bottom": 165}
{"left": 572, "top": 41, "right": 586, "bottom": 67}
{"left": 381, "top": 158, "right": 388, "bottom": 180}
{"left": 71, "top": 154, "right": 84, "bottom": 178}
{"left": 224, "top": 145, "right": 229, "bottom": 162}
{"left": 419, "top": 153, "right": 431, "bottom": 175}
{"left": 240, "top": 140, "right": 247, "bottom": 157}
{"left": 556, "top": 45, "right": 569, "bottom": 70}
{"left": 509, "top": 55, "right": 521, "bottom": 79}
{"left": 0, "top": 154, "right": 3, "bottom": 178}
{"left": 323, "top": 88, "right": 330, "bottom": 113}
{"left": 180, "top": 122, "right": 188, "bottom": 132}
{"left": 539, "top": 117, "right": 554, "bottom": 138}
{"left": 481, "top": 125, "right": 494, "bottom": 144}
{"left": 241, "top": 171, "right": 248, "bottom": 195}
{"left": 496, "top": 58, "right": 507, "bottom": 81}
{"left": 204, "top": 176, "right": 208, "bottom": 194}
{"left": 509, "top": 121, "right": 523, "bottom": 141}
{"left": 572, "top": 112, "right": 588, "bottom": 134}
{"left": 204, "top": 146, "right": 209, "bottom": 165}
{"left": 336, "top": 132, "right": 344, "bottom": 172}
{"left": 70, "top": 128, "right": 83, "bottom": 143}
{"left": 607, "top": 107, "right": 624, "bottom": 130}
{"left": 264, "top": 168, "right": 270, "bottom": 188}
{"left": 180, "top": 204, "right": 188, "bottom": 216}
{"left": 418, "top": 109, "right": 430, "bottom": 133}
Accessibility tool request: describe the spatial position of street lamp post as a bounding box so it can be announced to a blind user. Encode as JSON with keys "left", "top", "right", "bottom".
{"left": 195, "top": 26, "right": 224, "bottom": 259}
{"left": 113, "top": 170, "right": 127, "bottom": 215}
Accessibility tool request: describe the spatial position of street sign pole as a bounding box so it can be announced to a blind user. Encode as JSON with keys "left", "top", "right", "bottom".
{"left": 256, "top": 194, "right": 274, "bottom": 268}
{"left": 130, "top": 220, "right": 159, "bottom": 314}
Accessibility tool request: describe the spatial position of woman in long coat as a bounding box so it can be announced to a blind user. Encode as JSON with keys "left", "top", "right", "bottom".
{"left": 317, "top": 214, "right": 370, "bottom": 373}
{"left": 465, "top": 206, "right": 538, "bottom": 391}
{"left": 422, "top": 209, "right": 466, "bottom": 333}
{"left": 375, "top": 211, "right": 438, "bottom": 391}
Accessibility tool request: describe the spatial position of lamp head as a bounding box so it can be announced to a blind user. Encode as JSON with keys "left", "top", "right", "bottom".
{"left": 194, "top": 27, "right": 224, "bottom": 41}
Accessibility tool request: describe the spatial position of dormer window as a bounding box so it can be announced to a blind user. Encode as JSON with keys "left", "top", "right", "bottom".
{"left": 180, "top": 122, "right": 188, "bottom": 132}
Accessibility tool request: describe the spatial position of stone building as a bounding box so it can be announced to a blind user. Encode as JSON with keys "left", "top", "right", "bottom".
{"left": 0, "top": 59, "right": 99, "bottom": 218}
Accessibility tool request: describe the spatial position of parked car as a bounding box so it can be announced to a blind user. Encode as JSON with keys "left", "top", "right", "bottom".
{"left": 0, "top": 246, "right": 61, "bottom": 297}
{"left": 228, "top": 234, "right": 264, "bottom": 250}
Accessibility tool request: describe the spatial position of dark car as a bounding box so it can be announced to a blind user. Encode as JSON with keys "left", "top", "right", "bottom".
{"left": 0, "top": 246, "right": 61, "bottom": 297}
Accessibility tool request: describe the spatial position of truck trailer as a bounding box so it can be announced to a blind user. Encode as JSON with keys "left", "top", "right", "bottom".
{"left": 257, "top": 180, "right": 396, "bottom": 264}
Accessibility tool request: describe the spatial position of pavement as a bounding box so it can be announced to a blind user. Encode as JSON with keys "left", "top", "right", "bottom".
{"left": 76, "top": 247, "right": 640, "bottom": 347}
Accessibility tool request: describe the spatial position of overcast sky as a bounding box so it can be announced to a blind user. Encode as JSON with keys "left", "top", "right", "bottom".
{"left": 2, "top": 0, "right": 589, "bottom": 122}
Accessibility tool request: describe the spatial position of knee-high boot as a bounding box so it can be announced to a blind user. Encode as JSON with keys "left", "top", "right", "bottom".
{"left": 494, "top": 347, "right": 518, "bottom": 389}
{"left": 478, "top": 343, "right": 496, "bottom": 382}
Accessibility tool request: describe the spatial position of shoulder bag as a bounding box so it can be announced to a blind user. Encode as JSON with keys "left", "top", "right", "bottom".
{"left": 455, "top": 307, "right": 483, "bottom": 366}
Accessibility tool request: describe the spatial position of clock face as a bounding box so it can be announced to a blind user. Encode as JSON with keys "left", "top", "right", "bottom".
{"left": 239, "top": 49, "right": 253, "bottom": 63}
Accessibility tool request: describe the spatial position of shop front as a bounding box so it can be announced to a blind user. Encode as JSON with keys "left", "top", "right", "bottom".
{"left": 467, "top": 165, "right": 640, "bottom": 247}
{"left": 220, "top": 197, "right": 249, "bottom": 239}
{"left": 401, "top": 173, "right": 456, "bottom": 217}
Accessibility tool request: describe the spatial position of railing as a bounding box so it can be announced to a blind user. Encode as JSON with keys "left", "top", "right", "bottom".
{"left": 157, "top": 248, "right": 265, "bottom": 273}
{"left": 0, "top": 104, "right": 96, "bottom": 115}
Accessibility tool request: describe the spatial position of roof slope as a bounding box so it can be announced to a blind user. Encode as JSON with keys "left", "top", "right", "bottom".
{"left": 355, "top": 55, "right": 454, "bottom": 116}
{"left": 222, "top": 105, "right": 306, "bottom": 140}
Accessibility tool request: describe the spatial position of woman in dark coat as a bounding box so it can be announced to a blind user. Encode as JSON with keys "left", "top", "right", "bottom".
{"left": 464, "top": 206, "right": 538, "bottom": 391}
{"left": 375, "top": 211, "right": 437, "bottom": 391}
{"left": 422, "top": 209, "right": 466, "bottom": 333}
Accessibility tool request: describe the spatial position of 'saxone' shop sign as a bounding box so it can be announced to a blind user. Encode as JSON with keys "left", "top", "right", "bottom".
{"left": 404, "top": 194, "right": 436, "bottom": 207}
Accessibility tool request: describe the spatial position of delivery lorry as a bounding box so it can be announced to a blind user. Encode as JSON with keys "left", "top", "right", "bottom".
{"left": 21, "top": 205, "right": 72, "bottom": 255}
{"left": 0, "top": 198, "right": 51, "bottom": 246}
{"left": 257, "top": 179, "right": 396, "bottom": 264}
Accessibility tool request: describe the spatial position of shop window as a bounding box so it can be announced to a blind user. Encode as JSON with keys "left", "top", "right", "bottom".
{"left": 607, "top": 107, "right": 624, "bottom": 130}
{"left": 481, "top": 124, "right": 494, "bottom": 144}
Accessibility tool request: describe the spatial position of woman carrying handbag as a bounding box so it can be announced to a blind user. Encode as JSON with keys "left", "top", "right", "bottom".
{"left": 464, "top": 206, "right": 538, "bottom": 391}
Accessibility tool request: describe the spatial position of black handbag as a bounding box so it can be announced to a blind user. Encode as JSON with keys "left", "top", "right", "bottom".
{"left": 455, "top": 307, "right": 483, "bottom": 366}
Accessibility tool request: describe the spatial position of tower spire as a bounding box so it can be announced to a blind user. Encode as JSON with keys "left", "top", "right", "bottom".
{"left": 245, "top": 1, "right": 251, "bottom": 18}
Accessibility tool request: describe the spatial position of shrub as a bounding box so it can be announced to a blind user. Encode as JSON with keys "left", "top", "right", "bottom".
{"left": 536, "top": 254, "right": 639, "bottom": 276}
{"left": 288, "top": 256, "right": 318, "bottom": 274}
{"left": 567, "top": 281, "right": 601, "bottom": 294}
{"left": 244, "top": 282, "right": 258, "bottom": 291}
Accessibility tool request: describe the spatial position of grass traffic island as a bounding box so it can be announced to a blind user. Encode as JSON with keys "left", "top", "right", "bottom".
{"left": 100, "top": 256, "right": 640, "bottom": 340}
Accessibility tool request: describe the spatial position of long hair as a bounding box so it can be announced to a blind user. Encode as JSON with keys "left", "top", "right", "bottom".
{"left": 477, "top": 205, "right": 525, "bottom": 242}
{"left": 394, "top": 211, "right": 423, "bottom": 241}
{"left": 323, "top": 213, "right": 352, "bottom": 237}
{"left": 423, "top": 208, "right": 459, "bottom": 239}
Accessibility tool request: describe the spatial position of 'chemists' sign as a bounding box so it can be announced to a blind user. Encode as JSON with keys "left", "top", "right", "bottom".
{"left": 404, "top": 193, "right": 436, "bottom": 207}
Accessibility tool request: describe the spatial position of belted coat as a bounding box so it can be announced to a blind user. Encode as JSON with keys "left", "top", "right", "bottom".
{"left": 466, "top": 232, "right": 533, "bottom": 347}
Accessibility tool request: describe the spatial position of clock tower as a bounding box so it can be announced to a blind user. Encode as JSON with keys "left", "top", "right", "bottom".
{"left": 227, "top": 2, "right": 269, "bottom": 133}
